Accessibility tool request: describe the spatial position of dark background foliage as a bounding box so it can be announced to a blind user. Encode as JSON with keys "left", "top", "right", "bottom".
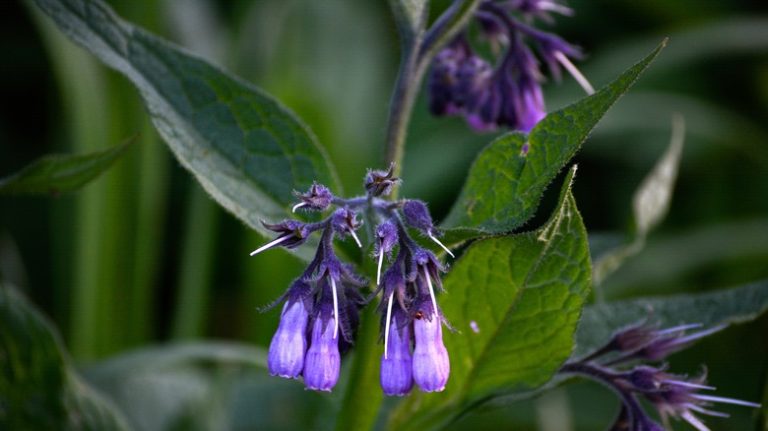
{"left": 1, "top": 0, "right": 766, "bottom": 429}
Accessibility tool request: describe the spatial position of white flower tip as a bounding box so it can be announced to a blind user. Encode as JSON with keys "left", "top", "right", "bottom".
{"left": 384, "top": 292, "right": 394, "bottom": 360}
{"left": 249, "top": 235, "right": 290, "bottom": 256}
{"left": 330, "top": 277, "right": 340, "bottom": 340}
{"left": 428, "top": 233, "right": 454, "bottom": 258}
{"left": 350, "top": 230, "right": 362, "bottom": 248}
{"left": 291, "top": 202, "right": 306, "bottom": 213}
{"left": 377, "top": 250, "right": 384, "bottom": 286}
{"left": 554, "top": 51, "right": 595, "bottom": 95}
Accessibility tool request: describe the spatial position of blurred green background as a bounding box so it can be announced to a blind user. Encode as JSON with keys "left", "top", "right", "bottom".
{"left": 1, "top": 0, "right": 767, "bottom": 429}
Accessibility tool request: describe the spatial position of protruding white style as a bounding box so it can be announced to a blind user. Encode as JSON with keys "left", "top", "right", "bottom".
{"left": 384, "top": 292, "right": 394, "bottom": 359}
{"left": 423, "top": 267, "right": 438, "bottom": 317}
{"left": 291, "top": 202, "right": 306, "bottom": 213}
{"left": 537, "top": 1, "right": 574, "bottom": 16}
{"left": 349, "top": 229, "right": 362, "bottom": 248}
{"left": 330, "top": 277, "right": 340, "bottom": 340}
{"left": 693, "top": 395, "right": 761, "bottom": 408}
{"left": 377, "top": 249, "right": 384, "bottom": 286}
{"left": 428, "top": 233, "right": 454, "bottom": 258}
{"left": 250, "top": 235, "right": 291, "bottom": 256}
{"left": 554, "top": 51, "right": 595, "bottom": 95}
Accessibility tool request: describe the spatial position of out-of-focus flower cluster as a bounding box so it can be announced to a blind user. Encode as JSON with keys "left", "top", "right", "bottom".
{"left": 561, "top": 322, "right": 761, "bottom": 431}
{"left": 251, "top": 165, "right": 454, "bottom": 395}
{"left": 429, "top": 0, "right": 593, "bottom": 132}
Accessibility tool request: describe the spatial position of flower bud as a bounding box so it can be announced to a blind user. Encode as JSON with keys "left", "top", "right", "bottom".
{"left": 375, "top": 221, "right": 398, "bottom": 255}
{"left": 331, "top": 208, "right": 363, "bottom": 248}
{"left": 293, "top": 182, "right": 333, "bottom": 212}
{"left": 403, "top": 200, "right": 434, "bottom": 233}
{"left": 365, "top": 164, "right": 401, "bottom": 197}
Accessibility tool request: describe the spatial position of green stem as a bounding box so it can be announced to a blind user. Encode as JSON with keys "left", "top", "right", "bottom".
{"left": 384, "top": 44, "right": 423, "bottom": 182}
{"left": 128, "top": 118, "right": 167, "bottom": 344}
{"left": 171, "top": 183, "right": 219, "bottom": 339}
{"left": 334, "top": 306, "right": 384, "bottom": 431}
{"left": 383, "top": 0, "right": 482, "bottom": 185}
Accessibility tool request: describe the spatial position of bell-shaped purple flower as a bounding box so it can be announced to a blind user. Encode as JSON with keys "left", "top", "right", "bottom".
{"left": 268, "top": 295, "right": 310, "bottom": 378}
{"left": 380, "top": 308, "right": 413, "bottom": 396}
{"left": 412, "top": 298, "right": 450, "bottom": 392}
{"left": 303, "top": 303, "right": 341, "bottom": 392}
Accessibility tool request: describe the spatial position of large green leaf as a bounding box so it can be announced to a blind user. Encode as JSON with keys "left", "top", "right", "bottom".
{"left": 390, "top": 166, "right": 591, "bottom": 430}
{"left": 442, "top": 40, "right": 667, "bottom": 233}
{"left": 34, "top": 0, "right": 339, "bottom": 246}
{"left": 0, "top": 284, "right": 130, "bottom": 430}
{"left": 0, "top": 138, "right": 133, "bottom": 195}
{"left": 575, "top": 280, "right": 768, "bottom": 359}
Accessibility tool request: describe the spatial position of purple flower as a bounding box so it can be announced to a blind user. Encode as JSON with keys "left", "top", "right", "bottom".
{"left": 250, "top": 220, "right": 313, "bottom": 256}
{"left": 365, "top": 164, "right": 401, "bottom": 197}
{"left": 403, "top": 201, "right": 455, "bottom": 257}
{"left": 331, "top": 207, "right": 363, "bottom": 248}
{"left": 303, "top": 301, "right": 341, "bottom": 392}
{"left": 292, "top": 182, "right": 333, "bottom": 213}
{"left": 380, "top": 307, "right": 414, "bottom": 396}
{"left": 427, "top": 0, "right": 593, "bottom": 133}
{"left": 633, "top": 366, "right": 761, "bottom": 431}
{"left": 412, "top": 296, "right": 450, "bottom": 392}
{"left": 266, "top": 280, "right": 312, "bottom": 378}
{"left": 562, "top": 323, "right": 761, "bottom": 431}
{"left": 374, "top": 220, "right": 399, "bottom": 285}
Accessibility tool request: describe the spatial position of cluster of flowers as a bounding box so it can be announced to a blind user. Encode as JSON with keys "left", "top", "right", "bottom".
{"left": 251, "top": 166, "right": 453, "bottom": 395}
{"left": 561, "top": 322, "right": 761, "bottom": 430}
{"left": 428, "top": 0, "right": 594, "bottom": 132}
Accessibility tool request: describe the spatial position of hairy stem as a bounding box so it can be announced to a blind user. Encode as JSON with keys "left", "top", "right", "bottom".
{"left": 384, "top": 44, "right": 423, "bottom": 184}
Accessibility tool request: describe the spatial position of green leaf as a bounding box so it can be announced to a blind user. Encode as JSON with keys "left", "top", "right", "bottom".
{"left": 593, "top": 114, "right": 685, "bottom": 286}
{"left": 83, "top": 342, "right": 267, "bottom": 431}
{"left": 34, "top": 0, "right": 339, "bottom": 249}
{"left": 443, "top": 40, "right": 667, "bottom": 233}
{"left": 575, "top": 279, "right": 768, "bottom": 359}
{"left": 390, "top": 166, "right": 592, "bottom": 430}
{"left": 0, "top": 138, "right": 133, "bottom": 195}
{"left": 0, "top": 284, "right": 131, "bottom": 430}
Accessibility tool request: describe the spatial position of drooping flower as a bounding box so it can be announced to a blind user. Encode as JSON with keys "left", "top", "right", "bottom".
{"left": 380, "top": 307, "right": 414, "bottom": 396}
{"left": 251, "top": 166, "right": 453, "bottom": 395}
{"left": 427, "top": 0, "right": 593, "bottom": 133}
{"left": 561, "top": 323, "right": 761, "bottom": 431}
{"left": 411, "top": 293, "right": 450, "bottom": 392}
{"left": 267, "top": 280, "right": 312, "bottom": 378}
{"left": 303, "top": 295, "right": 341, "bottom": 392}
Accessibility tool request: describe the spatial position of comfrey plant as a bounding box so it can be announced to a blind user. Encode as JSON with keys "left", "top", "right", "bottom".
{"left": 23, "top": 0, "right": 768, "bottom": 430}
{"left": 428, "top": 0, "right": 594, "bottom": 132}
{"left": 252, "top": 165, "right": 453, "bottom": 394}
{"left": 561, "top": 323, "right": 761, "bottom": 431}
